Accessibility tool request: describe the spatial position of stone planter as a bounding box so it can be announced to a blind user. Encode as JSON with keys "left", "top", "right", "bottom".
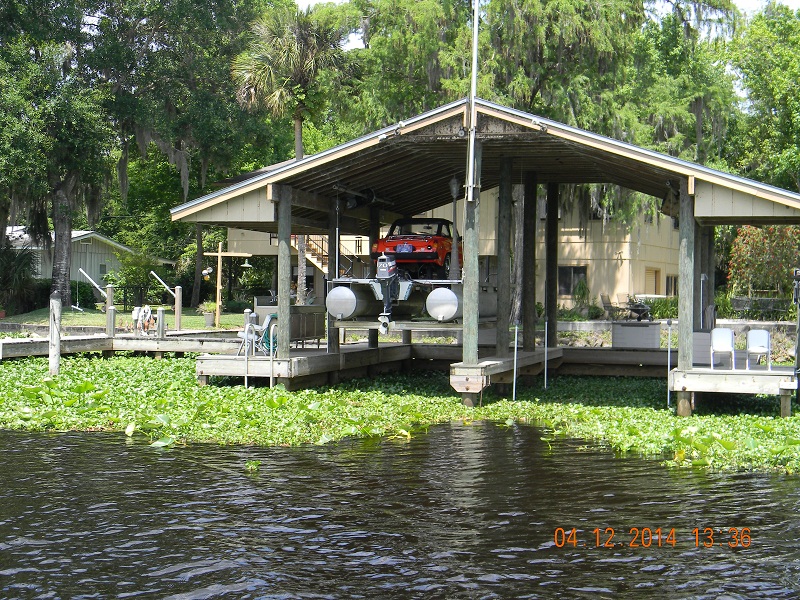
{"left": 203, "top": 312, "right": 214, "bottom": 327}
{"left": 611, "top": 321, "right": 660, "bottom": 349}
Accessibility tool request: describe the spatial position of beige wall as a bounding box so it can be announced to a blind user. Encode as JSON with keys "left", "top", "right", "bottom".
{"left": 427, "top": 186, "right": 679, "bottom": 307}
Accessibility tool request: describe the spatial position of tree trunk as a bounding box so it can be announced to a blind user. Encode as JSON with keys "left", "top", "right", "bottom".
{"left": 0, "top": 198, "right": 9, "bottom": 246}
{"left": 296, "top": 234, "right": 307, "bottom": 305}
{"left": 192, "top": 224, "right": 202, "bottom": 307}
{"left": 294, "top": 116, "right": 304, "bottom": 160}
{"left": 51, "top": 180, "right": 76, "bottom": 308}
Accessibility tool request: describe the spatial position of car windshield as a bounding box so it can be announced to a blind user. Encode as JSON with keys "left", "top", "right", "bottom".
{"left": 390, "top": 220, "right": 450, "bottom": 237}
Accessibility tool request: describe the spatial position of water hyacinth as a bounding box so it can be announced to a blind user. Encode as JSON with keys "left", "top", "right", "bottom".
{"left": 0, "top": 356, "right": 798, "bottom": 473}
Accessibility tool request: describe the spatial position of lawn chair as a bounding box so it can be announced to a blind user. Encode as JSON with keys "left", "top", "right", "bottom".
{"left": 710, "top": 327, "right": 735, "bottom": 370}
{"left": 746, "top": 329, "right": 771, "bottom": 370}
{"left": 600, "top": 294, "right": 626, "bottom": 321}
{"left": 237, "top": 313, "right": 277, "bottom": 356}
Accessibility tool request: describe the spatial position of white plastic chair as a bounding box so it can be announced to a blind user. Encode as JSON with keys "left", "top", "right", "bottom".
{"left": 746, "top": 329, "right": 771, "bottom": 370}
{"left": 710, "top": 327, "right": 735, "bottom": 370}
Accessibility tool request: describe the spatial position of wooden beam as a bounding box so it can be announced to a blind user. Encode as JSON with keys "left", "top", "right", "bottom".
{"left": 496, "top": 157, "right": 512, "bottom": 357}
{"left": 546, "top": 182, "right": 559, "bottom": 347}
{"left": 523, "top": 172, "right": 538, "bottom": 350}
{"left": 277, "top": 184, "right": 292, "bottom": 359}
{"left": 678, "top": 178, "right": 695, "bottom": 370}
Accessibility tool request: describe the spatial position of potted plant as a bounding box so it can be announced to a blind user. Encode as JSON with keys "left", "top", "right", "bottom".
{"left": 198, "top": 301, "right": 216, "bottom": 327}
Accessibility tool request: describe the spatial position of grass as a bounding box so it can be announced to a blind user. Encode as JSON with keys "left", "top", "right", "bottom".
{"left": 0, "top": 353, "right": 799, "bottom": 473}
{"left": 1, "top": 307, "right": 249, "bottom": 331}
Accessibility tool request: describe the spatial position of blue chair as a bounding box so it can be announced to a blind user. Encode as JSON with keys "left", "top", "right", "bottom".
{"left": 237, "top": 314, "right": 277, "bottom": 356}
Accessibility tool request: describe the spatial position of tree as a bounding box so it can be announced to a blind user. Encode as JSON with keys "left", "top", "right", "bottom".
{"left": 733, "top": 2, "right": 800, "bottom": 190}
{"left": 728, "top": 225, "right": 800, "bottom": 296}
{"left": 233, "top": 6, "right": 348, "bottom": 160}
{"left": 233, "top": 6, "right": 347, "bottom": 304}
{"left": 0, "top": 34, "right": 113, "bottom": 306}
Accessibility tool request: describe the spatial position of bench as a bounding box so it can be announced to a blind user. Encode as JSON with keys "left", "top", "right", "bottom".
{"left": 730, "top": 297, "right": 790, "bottom": 320}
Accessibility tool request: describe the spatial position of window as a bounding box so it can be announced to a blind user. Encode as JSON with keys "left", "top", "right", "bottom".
{"left": 666, "top": 275, "right": 678, "bottom": 297}
{"left": 645, "top": 268, "right": 661, "bottom": 295}
{"left": 99, "top": 264, "right": 107, "bottom": 276}
{"left": 558, "top": 265, "right": 587, "bottom": 296}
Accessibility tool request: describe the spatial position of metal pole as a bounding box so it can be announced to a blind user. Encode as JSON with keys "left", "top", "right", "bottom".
{"left": 269, "top": 320, "right": 278, "bottom": 388}
{"left": 49, "top": 292, "right": 61, "bottom": 376}
{"left": 465, "top": 0, "right": 479, "bottom": 205}
{"left": 544, "top": 321, "right": 548, "bottom": 389}
{"left": 513, "top": 323, "right": 519, "bottom": 402}
{"left": 149, "top": 271, "right": 176, "bottom": 299}
{"left": 78, "top": 268, "right": 107, "bottom": 299}
{"left": 244, "top": 321, "right": 252, "bottom": 388}
{"left": 667, "top": 319, "right": 672, "bottom": 408}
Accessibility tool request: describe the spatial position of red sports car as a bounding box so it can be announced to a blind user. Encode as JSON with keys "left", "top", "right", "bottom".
{"left": 371, "top": 217, "right": 461, "bottom": 278}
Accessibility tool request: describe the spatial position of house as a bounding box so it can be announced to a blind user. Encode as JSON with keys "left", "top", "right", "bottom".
{"left": 6, "top": 227, "right": 172, "bottom": 299}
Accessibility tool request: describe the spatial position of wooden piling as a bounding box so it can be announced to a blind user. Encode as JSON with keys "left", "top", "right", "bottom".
{"left": 49, "top": 292, "right": 61, "bottom": 376}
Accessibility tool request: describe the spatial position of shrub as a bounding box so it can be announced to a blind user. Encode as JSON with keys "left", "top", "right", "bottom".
{"left": 648, "top": 296, "right": 678, "bottom": 319}
{"left": 224, "top": 299, "right": 253, "bottom": 313}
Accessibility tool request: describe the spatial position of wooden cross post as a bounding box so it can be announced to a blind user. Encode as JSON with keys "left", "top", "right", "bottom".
{"left": 203, "top": 242, "right": 252, "bottom": 328}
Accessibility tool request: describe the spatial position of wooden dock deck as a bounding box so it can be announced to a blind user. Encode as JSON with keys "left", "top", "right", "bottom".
{"left": 0, "top": 332, "right": 241, "bottom": 359}
{"left": 670, "top": 366, "right": 796, "bottom": 417}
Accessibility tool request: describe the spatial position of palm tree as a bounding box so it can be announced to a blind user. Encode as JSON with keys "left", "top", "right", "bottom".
{"left": 233, "top": 6, "right": 347, "bottom": 304}
{"left": 233, "top": 7, "right": 347, "bottom": 160}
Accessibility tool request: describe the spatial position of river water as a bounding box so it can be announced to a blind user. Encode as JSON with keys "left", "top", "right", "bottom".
{"left": 0, "top": 423, "right": 798, "bottom": 599}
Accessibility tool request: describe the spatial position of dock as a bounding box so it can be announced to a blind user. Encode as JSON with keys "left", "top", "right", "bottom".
{"left": 0, "top": 332, "right": 241, "bottom": 359}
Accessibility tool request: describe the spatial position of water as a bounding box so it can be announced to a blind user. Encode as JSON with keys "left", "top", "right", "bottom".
{"left": 1, "top": 423, "right": 799, "bottom": 599}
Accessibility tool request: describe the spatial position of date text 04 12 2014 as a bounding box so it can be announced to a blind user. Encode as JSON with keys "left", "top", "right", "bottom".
{"left": 553, "top": 527, "right": 751, "bottom": 549}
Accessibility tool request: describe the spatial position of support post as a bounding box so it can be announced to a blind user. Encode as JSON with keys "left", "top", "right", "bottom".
{"left": 105, "top": 284, "right": 114, "bottom": 313}
{"left": 522, "top": 172, "right": 538, "bottom": 350}
{"left": 367, "top": 205, "right": 380, "bottom": 349}
{"left": 694, "top": 222, "right": 704, "bottom": 329}
{"left": 328, "top": 195, "right": 342, "bottom": 354}
{"left": 496, "top": 157, "right": 513, "bottom": 357}
{"left": 174, "top": 286, "right": 182, "bottom": 332}
{"left": 677, "top": 391, "right": 693, "bottom": 417}
{"left": 49, "top": 292, "right": 61, "bottom": 376}
{"left": 462, "top": 140, "right": 482, "bottom": 367}
{"left": 215, "top": 241, "right": 223, "bottom": 328}
{"left": 277, "top": 185, "right": 292, "bottom": 359}
{"left": 545, "top": 183, "right": 559, "bottom": 348}
{"left": 157, "top": 307, "right": 166, "bottom": 338}
{"left": 106, "top": 306, "right": 116, "bottom": 338}
{"left": 781, "top": 392, "right": 792, "bottom": 418}
{"left": 678, "top": 178, "right": 695, "bottom": 371}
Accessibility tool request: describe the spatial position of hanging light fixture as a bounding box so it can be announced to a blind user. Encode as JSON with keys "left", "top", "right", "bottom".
{"left": 241, "top": 259, "right": 253, "bottom": 269}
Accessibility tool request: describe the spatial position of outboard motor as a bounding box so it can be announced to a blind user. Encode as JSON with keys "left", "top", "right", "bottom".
{"left": 376, "top": 254, "right": 399, "bottom": 334}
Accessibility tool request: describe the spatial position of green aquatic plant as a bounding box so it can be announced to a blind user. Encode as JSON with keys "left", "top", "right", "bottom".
{"left": 0, "top": 358, "right": 799, "bottom": 473}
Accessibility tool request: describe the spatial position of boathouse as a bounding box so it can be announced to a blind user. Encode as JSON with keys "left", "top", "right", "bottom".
{"left": 170, "top": 98, "right": 800, "bottom": 413}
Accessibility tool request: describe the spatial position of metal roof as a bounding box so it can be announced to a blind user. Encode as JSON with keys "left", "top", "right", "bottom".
{"left": 171, "top": 98, "right": 800, "bottom": 235}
